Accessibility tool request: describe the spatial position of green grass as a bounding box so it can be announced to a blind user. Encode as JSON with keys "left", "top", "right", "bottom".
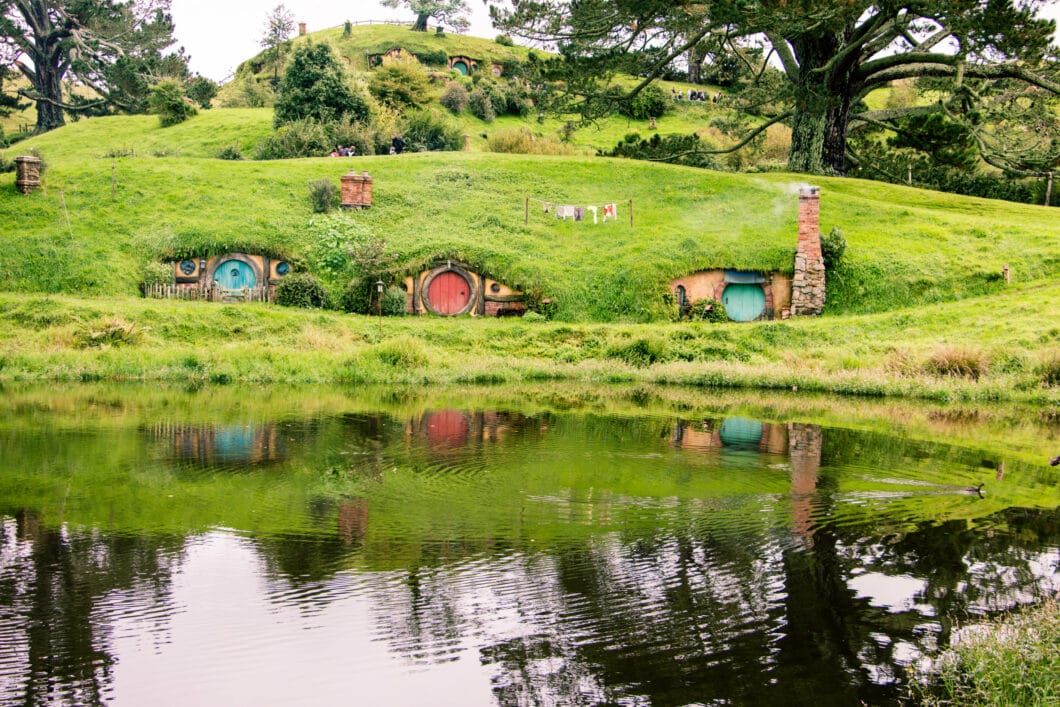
{"left": 911, "top": 599, "right": 1060, "bottom": 706}
{"left": 3, "top": 107, "right": 1058, "bottom": 322}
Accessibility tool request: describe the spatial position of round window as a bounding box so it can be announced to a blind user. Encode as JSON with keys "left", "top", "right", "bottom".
{"left": 179, "top": 260, "right": 196, "bottom": 275}
{"left": 276, "top": 261, "right": 291, "bottom": 276}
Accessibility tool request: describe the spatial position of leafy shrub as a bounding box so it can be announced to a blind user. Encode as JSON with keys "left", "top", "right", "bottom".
{"left": 684, "top": 299, "right": 728, "bottom": 322}
{"left": 139, "top": 261, "right": 172, "bottom": 292}
{"left": 274, "top": 43, "right": 370, "bottom": 127}
{"left": 340, "top": 278, "right": 374, "bottom": 314}
{"left": 75, "top": 317, "right": 145, "bottom": 348}
{"left": 415, "top": 48, "right": 449, "bottom": 67}
{"left": 149, "top": 80, "right": 198, "bottom": 127}
{"left": 925, "top": 346, "right": 987, "bottom": 380}
{"left": 622, "top": 84, "right": 670, "bottom": 120}
{"left": 216, "top": 144, "right": 243, "bottom": 160}
{"left": 821, "top": 226, "right": 847, "bottom": 270}
{"left": 0, "top": 152, "right": 12, "bottom": 174}
{"left": 439, "top": 82, "right": 470, "bottom": 114}
{"left": 254, "top": 118, "right": 330, "bottom": 159}
{"left": 369, "top": 63, "right": 432, "bottom": 109}
{"left": 487, "top": 128, "right": 576, "bottom": 155}
{"left": 186, "top": 76, "right": 218, "bottom": 108}
{"left": 403, "top": 108, "right": 462, "bottom": 152}
{"left": 325, "top": 114, "right": 379, "bottom": 156}
{"left": 1036, "top": 350, "right": 1060, "bottom": 387}
{"left": 607, "top": 338, "right": 669, "bottom": 367}
{"left": 275, "top": 272, "right": 330, "bottom": 309}
{"left": 603, "top": 132, "right": 721, "bottom": 169}
{"left": 495, "top": 34, "right": 514, "bottom": 46}
{"left": 381, "top": 285, "right": 408, "bottom": 316}
{"left": 468, "top": 84, "right": 500, "bottom": 122}
{"left": 308, "top": 178, "right": 339, "bottom": 213}
{"left": 522, "top": 311, "right": 546, "bottom": 323}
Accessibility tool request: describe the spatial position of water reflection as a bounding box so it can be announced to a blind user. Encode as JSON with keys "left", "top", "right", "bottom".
{"left": 0, "top": 390, "right": 1057, "bottom": 706}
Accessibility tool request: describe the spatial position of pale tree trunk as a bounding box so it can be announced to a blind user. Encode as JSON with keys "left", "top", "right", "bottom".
{"left": 412, "top": 13, "right": 429, "bottom": 31}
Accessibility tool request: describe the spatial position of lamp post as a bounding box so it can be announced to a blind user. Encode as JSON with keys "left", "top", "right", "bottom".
{"left": 376, "top": 280, "right": 384, "bottom": 336}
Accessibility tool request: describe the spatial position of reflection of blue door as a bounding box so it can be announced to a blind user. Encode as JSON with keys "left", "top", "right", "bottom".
{"left": 722, "top": 284, "right": 766, "bottom": 322}
{"left": 719, "top": 417, "right": 763, "bottom": 450}
{"left": 214, "top": 260, "right": 256, "bottom": 290}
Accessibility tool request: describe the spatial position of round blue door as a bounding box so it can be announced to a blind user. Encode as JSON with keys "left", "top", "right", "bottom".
{"left": 214, "top": 260, "right": 257, "bottom": 289}
{"left": 722, "top": 284, "right": 765, "bottom": 322}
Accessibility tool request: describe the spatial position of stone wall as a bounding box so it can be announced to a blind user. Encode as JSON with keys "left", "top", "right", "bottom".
{"left": 791, "top": 186, "right": 826, "bottom": 316}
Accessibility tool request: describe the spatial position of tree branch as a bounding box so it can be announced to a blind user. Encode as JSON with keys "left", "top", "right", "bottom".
{"left": 648, "top": 111, "right": 794, "bottom": 162}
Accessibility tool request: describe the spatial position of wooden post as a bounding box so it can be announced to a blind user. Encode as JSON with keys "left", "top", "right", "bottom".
{"left": 629, "top": 199, "right": 634, "bottom": 228}
{"left": 1046, "top": 171, "right": 1054, "bottom": 207}
{"left": 111, "top": 160, "right": 116, "bottom": 199}
{"left": 1003, "top": 263, "right": 1010, "bottom": 284}
{"left": 525, "top": 195, "right": 529, "bottom": 225}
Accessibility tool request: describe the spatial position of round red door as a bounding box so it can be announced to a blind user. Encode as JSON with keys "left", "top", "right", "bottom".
{"left": 426, "top": 271, "right": 471, "bottom": 315}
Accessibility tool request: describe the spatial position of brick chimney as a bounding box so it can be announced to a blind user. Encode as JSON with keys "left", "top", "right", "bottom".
{"left": 340, "top": 171, "right": 372, "bottom": 209}
{"left": 791, "top": 185, "right": 826, "bottom": 316}
{"left": 14, "top": 155, "right": 42, "bottom": 194}
{"left": 298, "top": 22, "right": 307, "bottom": 36}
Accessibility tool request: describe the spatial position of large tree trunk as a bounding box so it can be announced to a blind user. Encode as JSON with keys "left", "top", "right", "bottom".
{"left": 412, "top": 12, "right": 429, "bottom": 31}
{"left": 785, "top": 32, "right": 855, "bottom": 175}
{"left": 33, "top": 62, "right": 67, "bottom": 133}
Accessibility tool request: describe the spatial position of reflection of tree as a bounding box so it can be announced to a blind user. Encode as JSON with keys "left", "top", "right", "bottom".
{"left": 0, "top": 513, "right": 184, "bottom": 705}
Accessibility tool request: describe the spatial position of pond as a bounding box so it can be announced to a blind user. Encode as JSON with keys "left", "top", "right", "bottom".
{"left": 0, "top": 385, "right": 1057, "bottom": 706}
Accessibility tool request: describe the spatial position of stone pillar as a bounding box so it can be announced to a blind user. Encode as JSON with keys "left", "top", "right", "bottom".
{"left": 14, "top": 155, "right": 42, "bottom": 194}
{"left": 298, "top": 22, "right": 307, "bottom": 36}
{"left": 463, "top": 133, "right": 471, "bottom": 152}
{"left": 340, "top": 170, "right": 372, "bottom": 209}
{"left": 791, "top": 185, "right": 826, "bottom": 316}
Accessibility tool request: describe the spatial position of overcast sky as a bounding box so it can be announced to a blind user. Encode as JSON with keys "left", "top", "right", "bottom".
{"left": 170, "top": 1, "right": 499, "bottom": 80}
{"left": 171, "top": 1, "right": 1060, "bottom": 82}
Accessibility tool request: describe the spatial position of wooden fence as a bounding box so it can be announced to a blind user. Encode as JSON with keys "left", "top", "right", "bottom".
{"left": 143, "top": 283, "right": 272, "bottom": 303}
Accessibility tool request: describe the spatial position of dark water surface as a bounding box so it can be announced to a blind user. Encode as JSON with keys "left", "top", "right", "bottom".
{"left": 0, "top": 385, "right": 1057, "bottom": 706}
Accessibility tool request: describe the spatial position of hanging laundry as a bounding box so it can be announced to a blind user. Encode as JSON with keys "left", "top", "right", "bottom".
{"left": 574, "top": 207, "right": 585, "bottom": 222}
{"left": 555, "top": 204, "right": 577, "bottom": 220}
{"left": 602, "top": 203, "right": 618, "bottom": 221}
{"left": 585, "top": 206, "right": 598, "bottom": 224}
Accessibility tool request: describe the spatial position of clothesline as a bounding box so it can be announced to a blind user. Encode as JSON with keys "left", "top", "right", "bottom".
{"left": 524, "top": 196, "right": 634, "bottom": 227}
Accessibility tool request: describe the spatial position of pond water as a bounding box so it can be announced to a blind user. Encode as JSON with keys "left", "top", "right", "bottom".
{"left": 0, "top": 385, "right": 1057, "bottom": 706}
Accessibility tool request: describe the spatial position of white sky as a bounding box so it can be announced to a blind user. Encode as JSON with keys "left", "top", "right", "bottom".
{"left": 170, "top": 1, "right": 499, "bottom": 81}
{"left": 170, "top": 1, "right": 1060, "bottom": 82}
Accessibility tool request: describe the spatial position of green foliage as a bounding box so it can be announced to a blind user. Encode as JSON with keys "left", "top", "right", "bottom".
{"left": 368, "top": 63, "right": 432, "bottom": 109}
{"left": 925, "top": 346, "right": 988, "bottom": 380}
{"left": 139, "top": 262, "right": 172, "bottom": 292}
{"left": 888, "top": 113, "right": 977, "bottom": 171}
{"left": 186, "top": 77, "right": 219, "bottom": 109}
{"left": 373, "top": 335, "right": 428, "bottom": 368}
{"left": 468, "top": 84, "right": 499, "bottom": 122}
{"left": 340, "top": 278, "right": 374, "bottom": 314}
{"left": 495, "top": 34, "right": 514, "bottom": 46}
{"left": 604, "top": 132, "right": 720, "bottom": 169}
{"left": 683, "top": 299, "right": 728, "bottom": 323}
{"left": 254, "top": 118, "right": 330, "bottom": 159}
{"left": 216, "top": 145, "right": 244, "bottom": 160}
{"left": 308, "top": 178, "right": 339, "bottom": 213}
{"left": 275, "top": 272, "right": 330, "bottom": 309}
{"left": 403, "top": 107, "right": 462, "bottom": 151}
{"left": 149, "top": 80, "right": 198, "bottom": 127}
{"left": 622, "top": 84, "right": 670, "bottom": 120}
{"left": 381, "top": 285, "right": 409, "bottom": 315}
{"left": 439, "top": 82, "right": 470, "bottom": 114}
{"left": 274, "top": 43, "right": 371, "bottom": 127}
{"left": 487, "top": 128, "right": 575, "bottom": 155}
{"left": 821, "top": 227, "right": 846, "bottom": 271}
{"left": 1036, "top": 350, "right": 1060, "bottom": 387}
{"left": 607, "top": 337, "right": 669, "bottom": 367}
{"left": 304, "top": 215, "right": 371, "bottom": 283}
{"left": 74, "top": 317, "right": 145, "bottom": 348}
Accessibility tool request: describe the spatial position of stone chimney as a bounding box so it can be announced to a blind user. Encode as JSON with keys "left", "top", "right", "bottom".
{"left": 340, "top": 171, "right": 372, "bottom": 209}
{"left": 791, "top": 185, "right": 826, "bottom": 316}
{"left": 298, "top": 22, "right": 307, "bottom": 36}
{"left": 14, "top": 155, "right": 42, "bottom": 195}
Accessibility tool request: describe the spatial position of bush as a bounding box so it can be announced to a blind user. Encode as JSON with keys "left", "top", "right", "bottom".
{"left": 607, "top": 338, "right": 669, "bottom": 368}
{"left": 374, "top": 335, "right": 428, "bottom": 368}
{"left": 75, "top": 317, "right": 145, "bottom": 348}
{"left": 403, "top": 108, "right": 462, "bottom": 152}
{"left": 622, "top": 84, "right": 670, "bottom": 120}
{"left": 415, "top": 48, "right": 449, "bottom": 67}
{"left": 149, "top": 80, "right": 197, "bottom": 127}
{"left": 369, "top": 63, "right": 432, "bottom": 109}
{"left": 821, "top": 226, "right": 847, "bottom": 270}
{"left": 216, "top": 145, "right": 243, "bottom": 160}
{"left": 1036, "top": 350, "right": 1060, "bottom": 387}
{"left": 254, "top": 118, "right": 330, "bottom": 159}
{"left": 325, "top": 114, "right": 379, "bottom": 156}
{"left": 275, "top": 272, "right": 330, "bottom": 309}
{"left": 684, "top": 299, "right": 728, "bottom": 322}
{"left": 308, "top": 178, "right": 339, "bottom": 213}
{"left": 186, "top": 76, "right": 218, "bottom": 109}
{"left": 468, "top": 84, "right": 499, "bottom": 122}
{"left": 487, "top": 128, "right": 576, "bottom": 155}
{"left": 925, "top": 346, "right": 988, "bottom": 380}
{"left": 274, "top": 43, "right": 370, "bottom": 127}
{"left": 381, "top": 285, "right": 408, "bottom": 316}
{"left": 139, "top": 261, "right": 172, "bottom": 292}
{"left": 340, "top": 278, "right": 374, "bottom": 314}
{"left": 495, "top": 34, "right": 514, "bottom": 46}
{"left": 439, "top": 82, "right": 470, "bottom": 114}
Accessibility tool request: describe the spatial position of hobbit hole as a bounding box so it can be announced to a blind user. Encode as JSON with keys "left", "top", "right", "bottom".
{"left": 405, "top": 261, "right": 526, "bottom": 317}
{"left": 149, "top": 253, "right": 291, "bottom": 302}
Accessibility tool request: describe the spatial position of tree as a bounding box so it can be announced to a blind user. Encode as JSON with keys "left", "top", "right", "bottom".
{"left": 0, "top": 0, "right": 188, "bottom": 133}
{"left": 381, "top": 0, "right": 470, "bottom": 33}
{"left": 273, "top": 42, "right": 370, "bottom": 127}
{"left": 491, "top": 1, "right": 1060, "bottom": 176}
{"left": 260, "top": 3, "right": 294, "bottom": 79}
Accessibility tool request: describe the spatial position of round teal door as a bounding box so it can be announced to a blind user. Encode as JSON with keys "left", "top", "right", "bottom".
{"left": 214, "top": 260, "right": 257, "bottom": 290}
{"left": 722, "top": 284, "right": 765, "bottom": 322}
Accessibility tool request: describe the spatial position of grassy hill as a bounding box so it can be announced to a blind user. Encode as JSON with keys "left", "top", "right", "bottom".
{"left": 2, "top": 107, "right": 1058, "bottom": 322}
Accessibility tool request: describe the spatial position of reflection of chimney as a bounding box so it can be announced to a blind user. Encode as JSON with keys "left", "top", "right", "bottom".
{"left": 298, "top": 22, "right": 307, "bottom": 36}
{"left": 791, "top": 185, "right": 826, "bottom": 316}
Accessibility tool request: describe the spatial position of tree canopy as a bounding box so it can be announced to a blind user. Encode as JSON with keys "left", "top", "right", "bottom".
{"left": 382, "top": 0, "right": 471, "bottom": 33}
{"left": 273, "top": 42, "right": 370, "bottom": 127}
{"left": 491, "top": 0, "right": 1060, "bottom": 176}
{"left": 0, "top": 0, "right": 189, "bottom": 133}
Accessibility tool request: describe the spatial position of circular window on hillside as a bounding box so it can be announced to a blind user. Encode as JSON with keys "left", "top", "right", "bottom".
{"left": 276, "top": 261, "right": 291, "bottom": 276}
{"left": 179, "top": 260, "right": 196, "bottom": 275}
{"left": 452, "top": 60, "right": 469, "bottom": 75}
{"left": 490, "top": 283, "right": 501, "bottom": 294}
